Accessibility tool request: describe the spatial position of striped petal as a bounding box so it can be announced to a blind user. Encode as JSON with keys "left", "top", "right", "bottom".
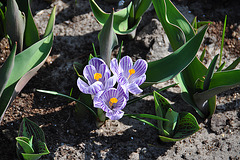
{"left": 129, "top": 59, "right": 148, "bottom": 82}
{"left": 110, "top": 58, "right": 119, "bottom": 76}
{"left": 119, "top": 56, "right": 133, "bottom": 78}
{"left": 89, "top": 57, "right": 105, "bottom": 71}
{"left": 104, "top": 76, "right": 117, "bottom": 90}
{"left": 83, "top": 65, "right": 97, "bottom": 85}
{"left": 88, "top": 81, "right": 104, "bottom": 95}
{"left": 77, "top": 78, "right": 89, "bottom": 94}
{"left": 94, "top": 97, "right": 111, "bottom": 113}
{"left": 98, "top": 63, "right": 111, "bottom": 84}
{"left": 106, "top": 110, "right": 124, "bottom": 120}
{"left": 134, "top": 74, "right": 146, "bottom": 86}
{"left": 128, "top": 83, "right": 143, "bottom": 95}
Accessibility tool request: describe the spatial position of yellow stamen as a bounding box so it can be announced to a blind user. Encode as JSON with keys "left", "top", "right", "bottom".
{"left": 94, "top": 73, "right": 102, "bottom": 81}
{"left": 109, "top": 98, "right": 118, "bottom": 107}
{"left": 128, "top": 68, "right": 135, "bottom": 79}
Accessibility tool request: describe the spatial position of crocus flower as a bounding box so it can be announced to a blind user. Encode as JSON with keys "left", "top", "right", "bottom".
{"left": 110, "top": 56, "right": 147, "bottom": 95}
{"left": 77, "top": 58, "right": 116, "bottom": 95}
{"left": 93, "top": 85, "right": 127, "bottom": 120}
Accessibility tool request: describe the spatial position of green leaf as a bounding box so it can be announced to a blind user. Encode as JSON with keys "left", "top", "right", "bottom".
{"left": 90, "top": 0, "right": 141, "bottom": 35}
{"left": 0, "top": 7, "right": 56, "bottom": 123}
{"left": 152, "top": 0, "right": 195, "bottom": 50}
{"left": 16, "top": 0, "right": 39, "bottom": 48}
{"left": 117, "top": 41, "right": 123, "bottom": 62}
{"left": 16, "top": 136, "right": 35, "bottom": 154}
{"left": 18, "top": 118, "right": 45, "bottom": 143}
{"left": 153, "top": 91, "right": 172, "bottom": 136}
{"left": 6, "top": 0, "right": 26, "bottom": 53}
{"left": 43, "top": 6, "right": 56, "bottom": 37}
{"left": 98, "top": 9, "right": 118, "bottom": 66}
{"left": 0, "top": 43, "right": 16, "bottom": 97}
{"left": 134, "top": 1, "right": 152, "bottom": 20}
{"left": 203, "top": 54, "right": 219, "bottom": 91}
{"left": 219, "top": 15, "right": 227, "bottom": 66}
{"left": 160, "top": 112, "right": 200, "bottom": 142}
{"left": 126, "top": 116, "right": 162, "bottom": 131}
{"left": 124, "top": 113, "right": 168, "bottom": 122}
{"left": 21, "top": 141, "right": 49, "bottom": 160}
{"left": 142, "top": 25, "right": 207, "bottom": 87}
{"left": 217, "top": 62, "right": 225, "bottom": 72}
{"left": 199, "top": 48, "right": 206, "bottom": 62}
{"left": 193, "top": 70, "right": 240, "bottom": 117}
{"left": 36, "top": 89, "right": 97, "bottom": 118}
{"left": 224, "top": 57, "right": 240, "bottom": 71}
{"left": 128, "top": 83, "right": 177, "bottom": 105}
{"left": 163, "top": 108, "right": 179, "bottom": 137}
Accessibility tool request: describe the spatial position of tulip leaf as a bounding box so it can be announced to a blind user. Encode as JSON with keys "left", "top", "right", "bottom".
{"left": 160, "top": 112, "right": 200, "bottom": 142}
{"left": 0, "top": 43, "right": 16, "bottom": 97}
{"left": 0, "top": 7, "right": 56, "bottom": 123}
{"left": 89, "top": 0, "right": 141, "bottom": 35}
{"left": 154, "top": 91, "right": 172, "bottom": 136}
{"left": 17, "top": 118, "right": 50, "bottom": 160}
{"left": 134, "top": 1, "right": 152, "bottom": 20}
{"left": 143, "top": 25, "right": 207, "bottom": 87}
{"left": 16, "top": 136, "right": 34, "bottom": 154}
{"left": 98, "top": 10, "right": 118, "bottom": 66}
{"left": 6, "top": 0, "right": 26, "bottom": 53}
{"left": 163, "top": 108, "right": 179, "bottom": 137}
{"left": 203, "top": 54, "right": 219, "bottom": 91}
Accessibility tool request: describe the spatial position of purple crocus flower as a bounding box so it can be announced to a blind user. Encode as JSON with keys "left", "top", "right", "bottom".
{"left": 93, "top": 85, "right": 127, "bottom": 120}
{"left": 110, "top": 56, "right": 147, "bottom": 95}
{"left": 77, "top": 58, "right": 116, "bottom": 95}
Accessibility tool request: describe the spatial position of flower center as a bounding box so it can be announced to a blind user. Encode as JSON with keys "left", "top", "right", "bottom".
{"left": 128, "top": 68, "right": 135, "bottom": 79}
{"left": 94, "top": 73, "right": 102, "bottom": 81}
{"left": 109, "top": 97, "right": 118, "bottom": 107}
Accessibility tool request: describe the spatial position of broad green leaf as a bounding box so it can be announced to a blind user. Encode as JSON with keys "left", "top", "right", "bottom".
{"left": 18, "top": 118, "right": 45, "bottom": 143}
{"left": 153, "top": 91, "right": 172, "bottom": 136}
{"left": 163, "top": 108, "right": 179, "bottom": 137}
{"left": 203, "top": 54, "right": 219, "bottom": 91}
{"left": 124, "top": 114, "right": 168, "bottom": 121}
{"left": 89, "top": 0, "right": 141, "bottom": 35}
{"left": 143, "top": 25, "right": 207, "bottom": 86}
{"left": 160, "top": 112, "right": 200, "bottom": 142}
{"left": 173, "top": 112, "right": 200, "bottom": 138}
{"left": 134, "top": 1, "right": 152, "bottom": 20}
{"left": 16, "top": 136, "right": 34, "bottom": 154}
{"left": 16, "top": 0, "right": 39, "bottom": 48}
{"left": 21, "top": 141, "right": 49, "bottom": 160}
{"left": 152, "top": 0, "right": 195, "bottom": 50}
{"left": 43, "top": 6, "right": 56, "bottom": 38}
{"left": 0, "top": 43, "right": 16, "bottom": 97}
{"left": 0, "top": 7, "right": 56, "bottom": 123}
{"left": 193, "top": 70, "right": 240, "bottom": 116}
{"left": 6, "top": 0, "right": 26, "bottom": 53}
{"left": 98, "top": 10, "right": 118, "bottom": 66}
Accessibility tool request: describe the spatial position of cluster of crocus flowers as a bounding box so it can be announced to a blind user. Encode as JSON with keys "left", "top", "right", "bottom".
{"left": 77, "top": 56, "right": 148, "bottom": 120}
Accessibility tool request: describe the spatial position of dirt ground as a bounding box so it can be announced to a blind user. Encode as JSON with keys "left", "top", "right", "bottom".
{"left": 0, "top": 0, "right": 239, "bottom": 159}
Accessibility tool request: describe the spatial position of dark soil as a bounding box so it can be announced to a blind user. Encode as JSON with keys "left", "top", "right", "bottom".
{"left": 0, "top": 0, "right": 239, "bottom": 159}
